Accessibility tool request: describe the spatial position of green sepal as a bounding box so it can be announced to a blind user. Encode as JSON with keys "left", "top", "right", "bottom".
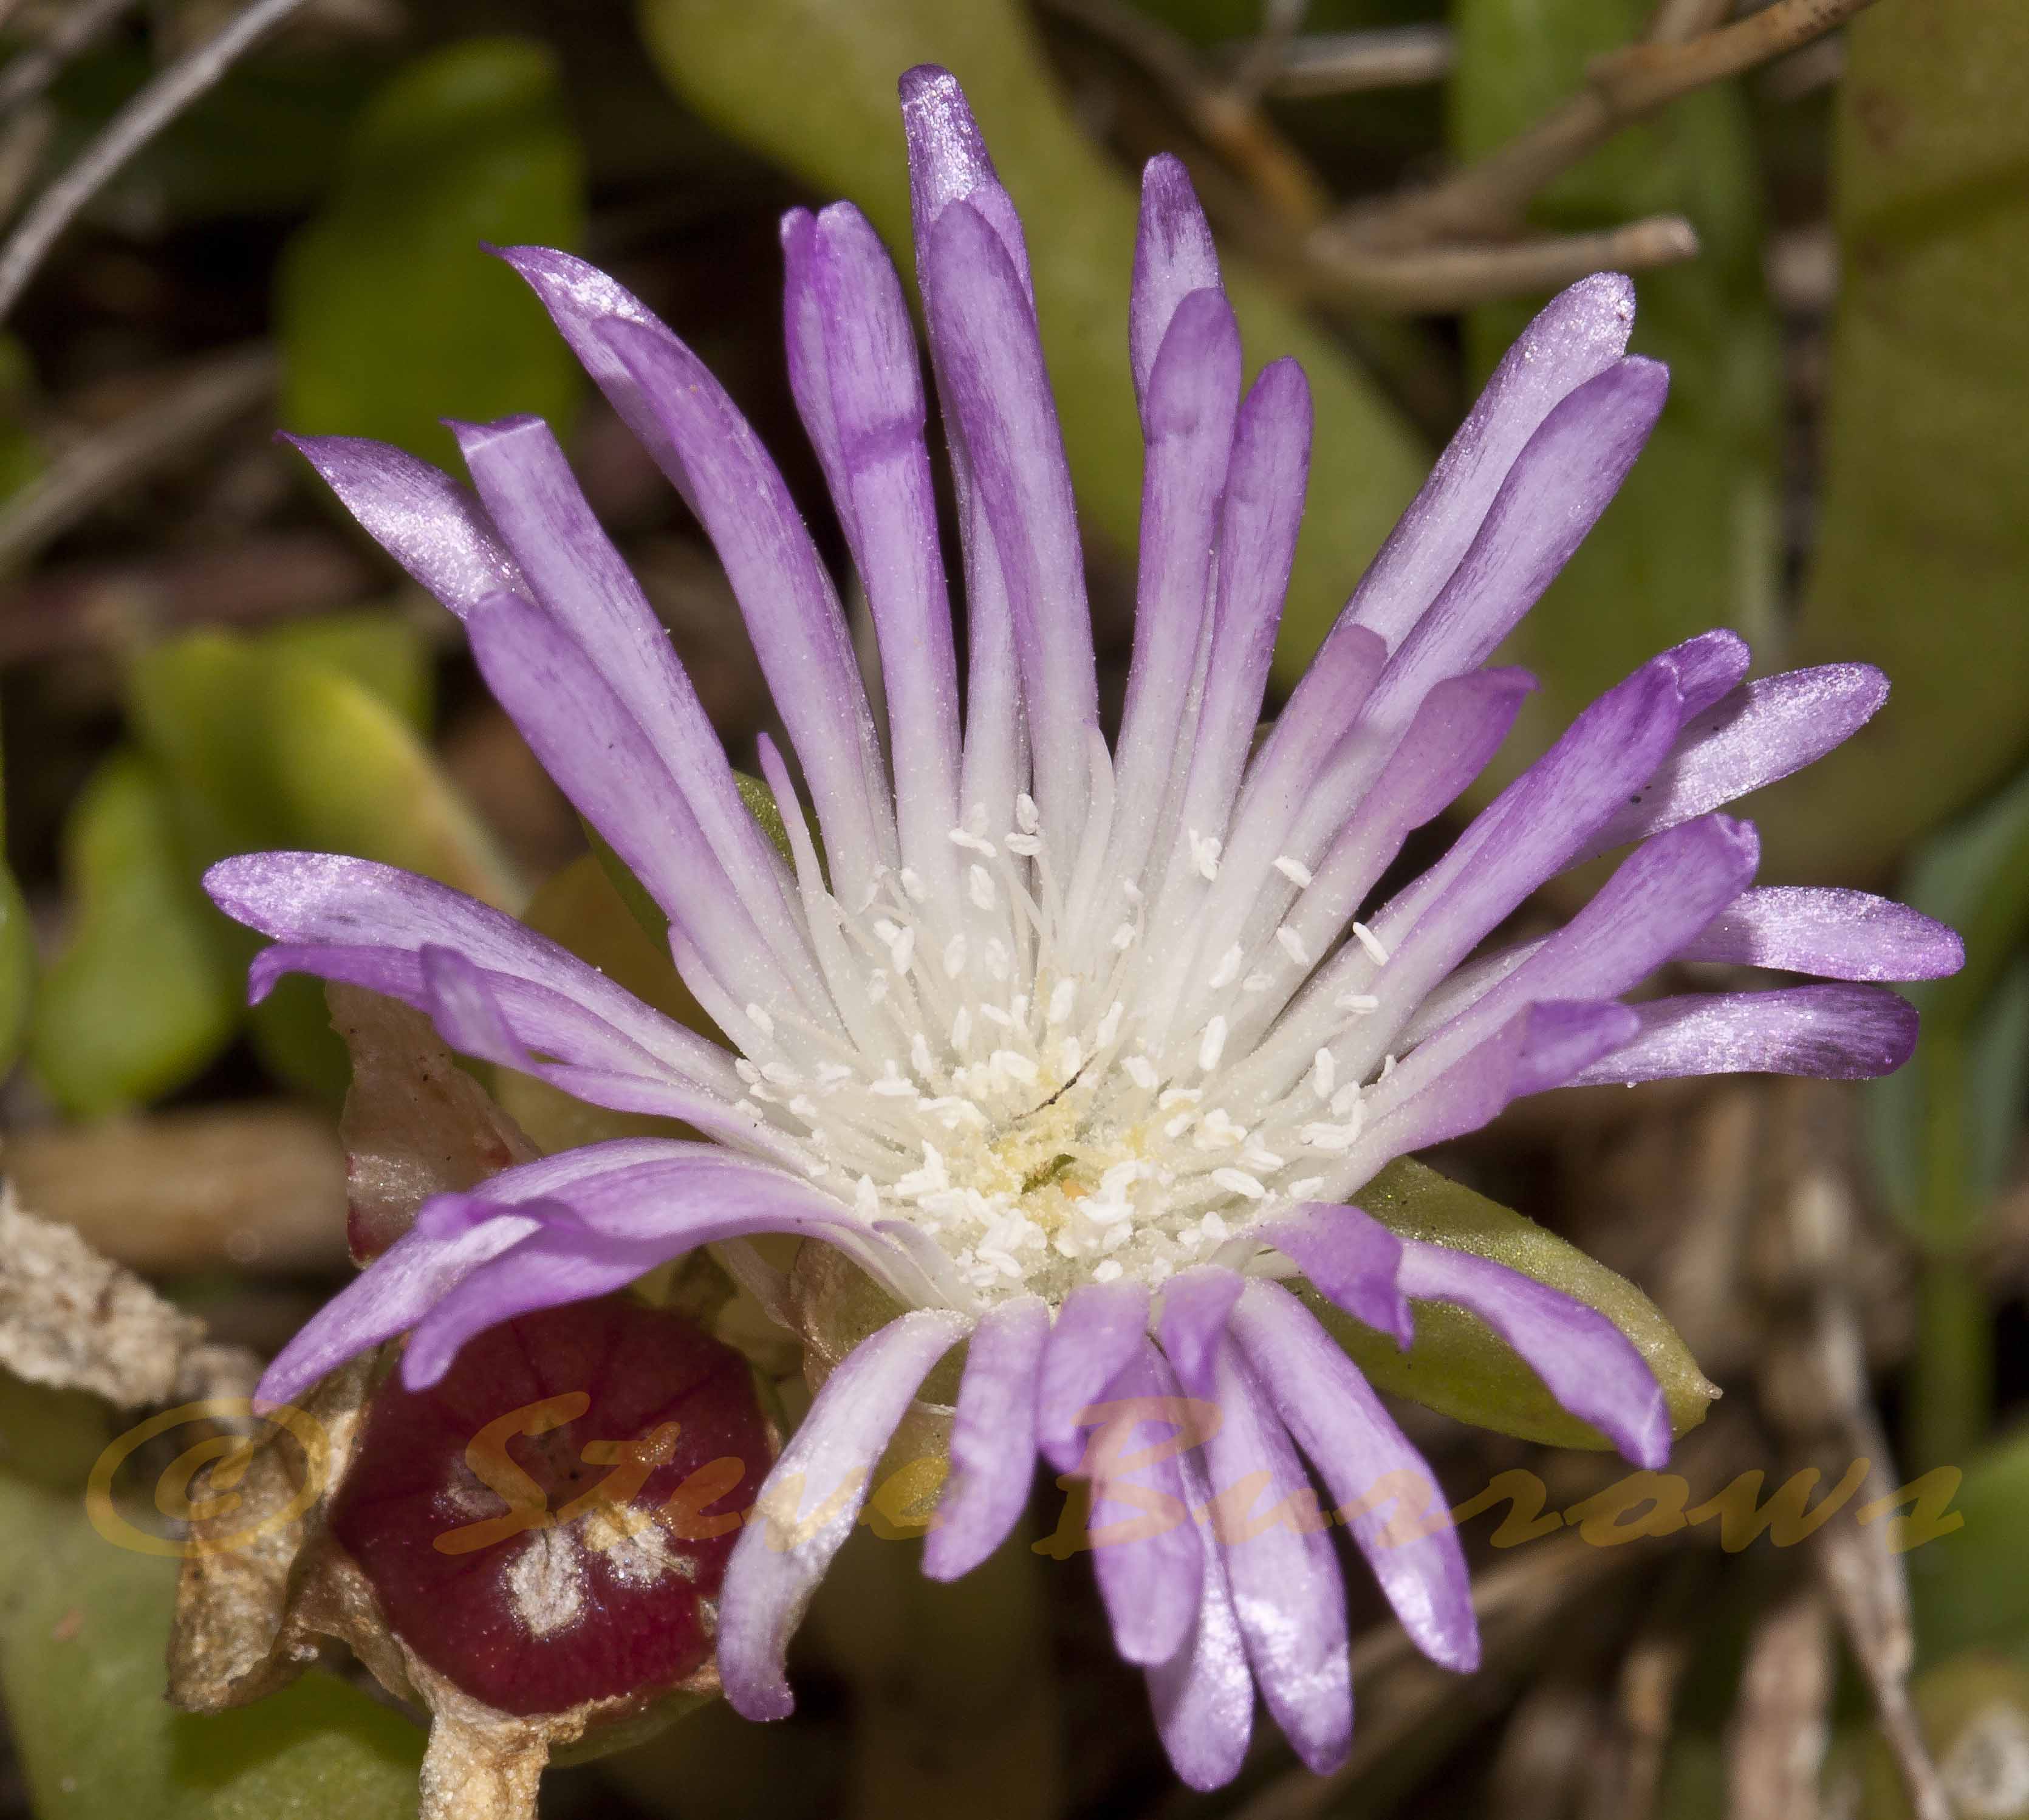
{"left": 1309, "top": 1157, "right": 1719, "bottom": 1452}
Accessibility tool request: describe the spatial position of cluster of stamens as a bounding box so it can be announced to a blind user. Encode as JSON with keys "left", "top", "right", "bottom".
{"left": 720, "top": 788, "right": 1404, "bottom": 1304}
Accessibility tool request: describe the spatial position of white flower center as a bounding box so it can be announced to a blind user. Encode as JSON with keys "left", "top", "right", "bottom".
{"left": 726, "top": 792, "right": 1403, "bottom": 1307}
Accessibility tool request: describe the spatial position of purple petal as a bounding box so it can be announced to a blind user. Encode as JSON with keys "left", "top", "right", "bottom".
{"left": 1198, "top": 1341, "right": 1352, "bottom": 1774}
{"left": 1038, "top": 1279, "right": 1151, "bottom": 1472}
{"left": 1664, "top": 628, "right": 1753, "bottom": 720}
{"left": 923, "top": 1295, "right": 1049, "bottom": 1581}
{"left": 898, "top": 64, "right": 1032, "bottom": 296}
{"left": 205, "top": 852, "right": 734, "bottom": 1090}
{"left": 256, "top": 1138, "right": 795, "bottom": 1404}
{"left": 1261, "top": 668, "right": 1535, "bottom": 1015}
{"left": 1229, "top": 1281, "right": 1479, "bottom": 1672}
{"left": 255, "top": 1208, "right": 541, "bottom": 1409}
{"left": 1397, "top": 1242, "right": 1671, "bottom": 1469}
{"left": 417, "top": 942, "right": 530, "bottom": 1066}
{"left": 1254, "top": 1204, "right": 1411, "bottom": 1348}
{"left": 1578, "top": 664, "right": 1890, "bottom": 862}
{"left": 1562, "top": 983, "right": 1921, "bottom": 1084}
{"left": 1086, "top": 1343, "right": 1208, "bottom": 1666}
{"left": 281, "top": 434, "right": 522, "bottom": 616}
{"left": 1368, "top": 357, "right": 1670, "bottom": 720}
{"left": 923, "top": 199, "right": 1101, "bottom": 846}
{"left": 1349, "top": 274, "right": 1637, "bottom": 652}
{"left": 1129, "top": 154, "right": 1222, "bottom": 416}
{"left": 1405, "top": 815, "right": 1761, "bottom": 1083}
{"left": 720, "top": 1310, "right": 973, "bottom": 1720}
{"left": 1144, "top": 1437, "right": 1254, "bottom": 1790}
{"left": 1106, "top": 286, "right": 1244, "bottom": 898}
{"left": 1169, "top": 358, "right": 1312, "bottom": 861}
{"left": 1155, "top": 1267, "right": 1245, "bottom": 1389}
{"left": 462, "top": 590, "right": 824, "bottom": 1030}
{"left": 494, "top": 256, "right": 893, "bottom": 900}
{"left": 807, "top": 204, "right": 965, "bottom": 898}
{"left": 445, "top": 414, "right": 819, "bottom": 993}
{"left": 489, "top": 245, "right": 700, "bottom": 510}
{"left": 1678, "top": 887, "right": 1965, "bottom": 982}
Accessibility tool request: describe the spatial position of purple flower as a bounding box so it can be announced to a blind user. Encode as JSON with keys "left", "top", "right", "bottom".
{"left": 210, "top": 66, "right": 1960, "bottom": 1786}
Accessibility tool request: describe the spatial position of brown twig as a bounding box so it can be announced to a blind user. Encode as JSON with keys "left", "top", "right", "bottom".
{"left": 1302, "top": 213, "right": 1699, "bottom": 312}
{"left": 1322, "top": 0, "right": 1881, "bottom": 251}
{"left": 0, "top": 530, "right": 380, "bottom": 662}
{"left": 1222, "top": 0, "right": 1310, "bottom": 104}
{"left": 0, "top": 0, "right": 134, "bottom": 120}
{"left": 1226, "top": 26, "right": 1454, "bottom": 99}
{"left": 0, "top": 93, "right": 49, "bottom": 224}
{"left": 0, "top": 0, "right": 315, "bottom": 321}
{"left": 1726, "top": 1577, "right": 1833, "bottom": 1820}
{"left": 0, "top": 342, "right": 276, "bottom": 575}
{"left": 1036, "top": 0, "right": 1333, "bottom": 229}
{"left": 1748, "top": 1081, "right": 1954, "bottom": 1820}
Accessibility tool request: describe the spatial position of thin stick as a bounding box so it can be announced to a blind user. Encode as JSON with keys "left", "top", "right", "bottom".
{"left": 0, "top": 0, "right": 313, "bottom": 322}
{"left": 0, "top": 343, "right": 276, "bottom": 573}
{"left": 1228, "top": 26, "right": 1454, "bottom": 99}
{"left": 1037, "top": 0, "right": 1333, "bottom": 229}
{"left": 0, "top": 95, "right": 50, "bottom": 224}
{"left": 1327, "top": 0, "right": 1880, "bottom": 249}
{"left": 0, "top": 0, "right": 134, "bottom": 120}
{"left": 1224, "top": 0, "right": 1312, "bottom": 104}
{"left": 1304, "top": 213, "right": 1698, "bottom": 311}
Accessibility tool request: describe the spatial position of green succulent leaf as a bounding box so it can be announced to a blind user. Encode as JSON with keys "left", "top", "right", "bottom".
{"left": 1908, "top": 1425, "right": 2029, "bottom": 1669}
{"left": 1754, "top": 0, "right": 2029, "bottom": 884}
{"left": 124, "top": 624, "right": 518, "bottom": 1099}
{"left": 1449, "top": 0, "right": 1780, "bottom": 797}
{"left": 633, "top": 0, "right": 1427, "bottom": 680}
{"left": 27, "top": 751, "right": 242, "bottom": 1118}
{"left": 1310, "top": 1157, "right": 1718, "bottom": 1451}
{"left": 278, "top": 36, "right": 587, "bottom": 471}
{"left": 0, "top": 1474, "right": 424, "bottom": 1819}
{"left": 1867, "top": 760, "right": 2029, "bottom": 1253}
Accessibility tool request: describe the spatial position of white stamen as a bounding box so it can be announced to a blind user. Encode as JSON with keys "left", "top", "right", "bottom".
{"left": 968, "top": 864, "right": 997, "bottom": 910}
{"left": 1014, "top": 793, "right": 1041, "bottom": 835}
{"left": 1211, "top": 1169, "right": 1265, "bottom": 1200}
{"left": 1352, "top": 922, "right": 1391, "bottom": 965}
{"left": 1273, "top": 856, "right": 1313, "bottom": 888}
{"left": 745, "top": 1003, "right": 775, "bottom": 1038}
{"left": 1208, "top": 945, "right": 1244, "bottom": 990}
{"left": 1311, "top": 1049, "right": 1337, "bottom": 1100}
{"left": 1198, "top": 1016, "right": 1228, "bottom": 1072}
{"left": 1275, "top": 926, "right": 1312, "bottom": 966}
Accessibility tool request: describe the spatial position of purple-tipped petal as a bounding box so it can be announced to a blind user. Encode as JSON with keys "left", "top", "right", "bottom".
{"left": 463, "top": 590, "right": 821, "bottom": 1030}
{"left": 1255, "top": 1204, "right": 1411, "bottom": 1348}
{"left": 1129, "top": 155, "right": 1222, "bottom": 416}
{"left": 1198, "top": 1340, "right": 1352, "bottom": 1774}
{"left": 1155, "top": 1267, "right": 1245, "bottom": 1388}
{"left": 491, "top": 245, "right": 699, "bottom": 509}
{"left": 445, "top": 413, "right": 819, "bottom": 997}
{"left": 923, "top": 1295, "right": 1049, "bottom": 1581}
{"left": 1168, "top": 358, "right": 1312, "bottom": 862}
{"left": 205, "top": 852, "right": 734, "bottom": 1090}
{"left": 1397, "top": 1242, "right": 1672, "bottom": 1469}
{"left": 720, "top": 1310, "right": 972, "bottom": 1720}
{"left": 898, "top": 64, "right": 1032, "bottom": 295}
{"left": 1349, "top": 275, "right": 1638, "bottom": 652}
{"left": 255, "top": 1207, "right": 543, "bottom": 1409}
{"left": 1578, "top": 664, "right": 1890, "bottom": 862}
{"left": 1145, "top": 1436, "right": 1254, "bottom": 1790}
{"left": 554, "top": 304, "right": 894, "bottom": 901}
{"left": 1678, "top": 887, "right": 1966, "bottom": 982}
{"left": 1105, "top": 286, "right": 1244, "bottom": 901}
{"left": 1038, "top": 1279, "right": 1152, "bottom": 1472}
{"left": 1663, "top": 629, "right": 1754, "bottom": 720}
{"left": 1084, "top": 1343, "right": 1208, "bottom": 1667}
{"left": 923, "top": 199, "right": 1101, "bottom": 846}
{"left": 1563, "top": 983, "right": 1921, "bottom": 1084}
{"left": 1256, "top": 668, "right": 1535, "bottom": 1019}
{"left": 282, "top": 434, "right": 522, "bottom": 616}
{"left": 1229, "top": 1281, "right": 1479, "bottom": 1673}
{"left": 806, "top": 203, "right": 965, "bottom": 898}
{"left": 1370, "top": 357, "right": 1671, "bottom": 719}
{"left": 1405, "top": 816, "right": 1761, "bottom": 1085}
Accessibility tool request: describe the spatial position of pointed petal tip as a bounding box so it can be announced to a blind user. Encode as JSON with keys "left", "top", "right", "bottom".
{"left": 898, "top": 62, "right": 960, "bottom": 104}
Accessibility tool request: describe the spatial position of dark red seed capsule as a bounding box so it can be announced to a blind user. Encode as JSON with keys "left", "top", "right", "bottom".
{"left": 329, "top": 1296, "right": 773, "bottom": 1716}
